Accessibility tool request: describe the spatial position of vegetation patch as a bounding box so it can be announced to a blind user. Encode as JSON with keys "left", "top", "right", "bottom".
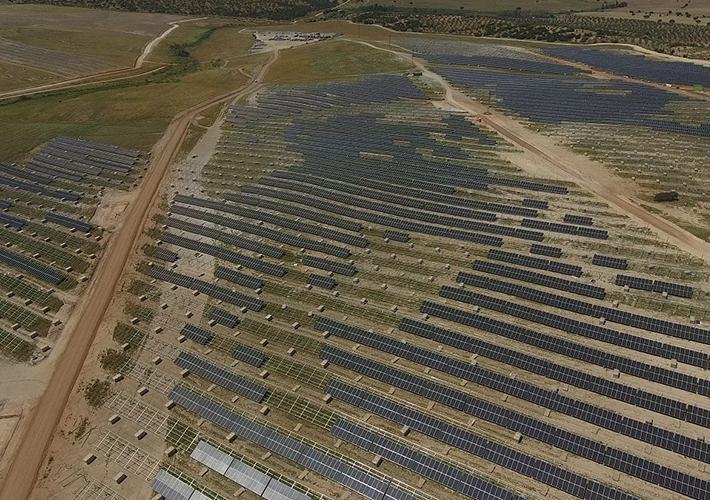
{"left": 83, "top": 378, "right": 112, "bottom": 408}
{"left": 99, "top": 348, "right": 131, "bottom": 374}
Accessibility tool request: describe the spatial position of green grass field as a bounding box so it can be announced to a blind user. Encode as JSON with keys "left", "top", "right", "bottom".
{"left": 0, "top": 61, "right": 58, "bottom": 91}
{"left": 264, "top": 38, "right": 414, "bottom": 85}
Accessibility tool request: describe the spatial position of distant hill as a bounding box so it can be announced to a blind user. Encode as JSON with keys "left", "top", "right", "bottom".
{"left": 8, "top": 0, "right": 338, "bottom": 20}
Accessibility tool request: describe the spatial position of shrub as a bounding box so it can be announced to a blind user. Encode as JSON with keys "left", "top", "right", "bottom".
{"left": 84, "top": 379, "right": 112, "bottom": 408}
{"left": 653, "top": 191, "right": 679, "bottom": 202}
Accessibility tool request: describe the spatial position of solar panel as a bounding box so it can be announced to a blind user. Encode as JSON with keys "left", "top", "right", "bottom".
{"left": 529, "top": 243, "right": 562, "bottom": 258}
{"left": 232, "top": 344, "right": 267, "bottom": 368}
{"left": 303, "top": 256, "right": 357, "bottom": 276}
{"left": 307, "top": 273, "right": 337, "bottom": 290}
{"left": 383, "top": 230, "right": 410, "bottom": 242}
{"left": 44, "top": 212, "right": 92, "bottom": 232}
{"left": 592, "top": 254, "right": 628, "bottom": 270}
{"left": 150, "top": 470, "right": 194, "bottom": 500}
{"left": 154, "top": 247, "right": 179, "bottom": 263}
{"left": 215, "top": 266, "right": 264, "bottom": 290}
{"left": 180, "top": 323, "right": 213, "bottom": 345}
{"left": 563, "top": 214, "right": 593, "bottom": 226}
{"left": 209, "top": 307, "right": 240, "bottom": 328}
{"left": 0, "top": 247, "right": 66, "bottom": 285}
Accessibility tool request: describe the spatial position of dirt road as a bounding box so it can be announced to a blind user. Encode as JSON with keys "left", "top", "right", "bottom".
{"left": 0, "top": 48, "right": 278, "bottom": 500}
{"left": 354, "top": 39, "right": 710, "bottom": 261}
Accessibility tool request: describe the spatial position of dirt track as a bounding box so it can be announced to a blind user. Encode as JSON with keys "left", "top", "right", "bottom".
{"left": 0, "top": 48, "right": 278, "bottom": 500}
{"left": 355, "top": 39, "right": 710, "bottom": 261}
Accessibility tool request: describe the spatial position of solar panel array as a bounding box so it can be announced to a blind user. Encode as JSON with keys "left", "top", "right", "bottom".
{"left": 307, "top": 274, "right": 337, "bottom": 290}
{"left": 563, "top": 214, "right": 593, "bottom": 226}
{"left": 176, "top": 194, "right": 367, "bottom": 248}
{"left": 436, "top": 67, "right": 710, "bottom": 138}
{"left": 149, "top": 266, "right": 265, "bottom": 311}
{"left": 529, "top": 243, "right": 562, "bottom": 258}
{"left": 160, "top": 232, "right": 287, "bottom": 277}
{"left": 421, "top": 53, "right": 585, "bottom": 75}
{"left": 468, "top": 261, "right": 606, "bottom": 299}
{"left": 165, "top": 217, "right": 284, "bottom": 258}
{"left": 0, "top": 247, "right": 66, "bottom": 285}
{"left": 592, "top": 254, "right": 628, "bottom": 270}
{"left": 243, "top": 184, "right": 506, "bottom": 247}
{"left": 169, "top": 385, "right": 418, "bottom": 500}
{"left": 191, "top": 441, "right": 310, "bottom": 500}
{"left": 214, "top": 266, "right": 264, "bottom": 290}
{"left": 488, "top": 249, "right": 582, "bottom": 277}
{"left": 522, "top": 218, "right": 608, "bottom": 240}
{"left": 329, "top": 388, "right": 633, "bottom": 500}
{"left": 332, "top": 419, "right": 525, "bottom": 500}
{"left": 269, "top": 169, "right": 539, "bottom": 217}
{"left": 616, "top": 274, "right": 693, "bottom": 299}
{"left": 441, "top": 279, "right": 710, "bottom": 345}
{"left": 269, "top": 170, "right": 500, "bottom": 222}
{"left": 544, "top": 46, "right": 710, "bottom": 87}
{"left": 383, "top": 230, "right": 410, "bottom": 243}
{"left": 153, "top": 247, "right": 179, "bottom": 263}
{"left": 303, "top": 256, "right": 357, "bottom": 276}
{"left": 151, "top": 469, "right": 201, "bottom": 500}
{"left": 320, "top": 345, "right": 710, "bottom": 499}
{"left": 319, "top": 316, "right": 710, "bottom": 457}
{"left": 209, "top": 307, "right": 240, "bottom": 328}
{"left": 399, "top": 317, "right": 710, "bottom": 457}
{"left": 175, "top": 352, "right": 267, "bottom": 402}
{"left": 522, "top": 199, "right": 548, "bottom": 209}
{"left": 0, "top": 213, "right": 26, "bottom": 229}
{"left": 44, "top": 212, "right": 92, "bottom": 233}
{"left": 223, "top": 191, "right": 363, "bottom": 232}
{"left": 180, "top": 323, "right": 213, "bottom": 345}
{"left": 231, "top": 344, "right": 267, "bottom": 368}
{"left": 170, "top": 203, "right": 351, "bottom": 259}
{"left": 257, "top": 176, "right": 546, "bottom": 242}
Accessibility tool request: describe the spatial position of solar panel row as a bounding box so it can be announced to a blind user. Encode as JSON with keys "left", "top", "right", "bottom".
{"left": 0, "top": 247, "right": 66, "bottom": 285}
{"left": 307, "top": 274, "right": 337, "bottom": 290}
{"left": 149, "top": 266, "right": 265, "bottom": 311}
{"left": 303, "top": 256, "right": 357, "bottom": 276}
{"left": 160, "top": 232, "right": 287, "bottom": 277}
{"left": 320, "top": 346, "right": 710, "bottom": 499}
{"left": 242, "top": 184, "right": 505, "bottom": 247}
{"left": 488, "top": 249, "right": 581, "bottom": 277}
{"left": 468, "top": 262, "right": 606, "bottom": 299}
{"left": 175, "top": 352, "right": 267, "bottom": 402}
{"left": 522, "top": 218, "right": 608, "bottom": 240}
{"left": 191, "top": 441, "right": 310, "bottom": 500}
{"left": 170, "top": 204, "right": 351, "bottom": 259}
{"left": 592, "top": 254, "right": 628, "bottom": 270}
{"left": 215, "top": 266, "right": 264, "bottom": 290}
{"left": 176, "top": 194, "right": 367, "bottom": 248}
{"left": 529, "top": 243, "right": 562, "bottom": 258}
{"left": 209, "top": 307, "right": 240, "bottom": 328}
{"left": 400, "top": 317, "right": 710, "bottom": 461}
{"left": 616, "top": 274, "right": 693, "bottom": 299}
{"left": 44, "top": 212, "right": 92, "bottom": 233}
{"left": 169, "top": 385, "right": 418, "bottom": 500}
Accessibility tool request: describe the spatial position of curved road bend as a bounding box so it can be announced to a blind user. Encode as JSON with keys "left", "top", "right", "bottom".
{"left": 0, "top": 48, "right": 278, "bottom": 500}
{"left": 353, "top": 39, "right": 710, "bottom": 261}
